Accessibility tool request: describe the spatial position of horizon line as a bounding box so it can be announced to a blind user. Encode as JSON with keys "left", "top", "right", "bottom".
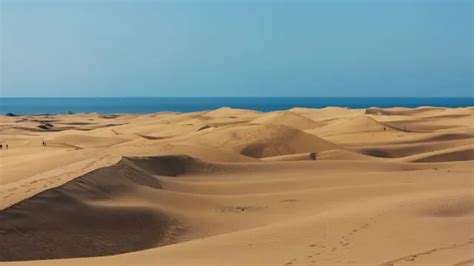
{"left": 1, "top": 96, "right": 472, "bottom": 99}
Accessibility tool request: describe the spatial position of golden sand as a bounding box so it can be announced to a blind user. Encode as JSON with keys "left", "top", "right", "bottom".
{"left": 0, "top": 107, "right": 473, "bottom": 265}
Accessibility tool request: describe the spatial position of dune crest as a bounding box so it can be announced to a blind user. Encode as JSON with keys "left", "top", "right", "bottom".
{"left": 308, "top": 115, "right": 400, "bottom": 136}
{"left": 251, "top": 111, "right": 322, "bottom": 130}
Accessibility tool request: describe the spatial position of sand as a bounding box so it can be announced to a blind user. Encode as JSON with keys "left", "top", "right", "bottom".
{"left": 0, "top": 106, "right": 473, "bottom": 265}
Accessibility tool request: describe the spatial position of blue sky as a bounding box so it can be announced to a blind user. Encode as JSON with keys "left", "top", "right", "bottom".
{"left": 1, "top": 0, "right": 472, "bottom": 97}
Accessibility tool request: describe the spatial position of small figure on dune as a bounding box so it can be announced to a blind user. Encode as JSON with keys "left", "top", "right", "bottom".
{"left": 383, "top": 127, "right": 386, "bottom": 131}
{"left": 0, "top": 144, "right": 2, "bottom": 150}
{"left": 5, "top": 144, "right": 8, "bottom": 149}
{"left": 42, "top": 141, "right": 46, "bottom": 146}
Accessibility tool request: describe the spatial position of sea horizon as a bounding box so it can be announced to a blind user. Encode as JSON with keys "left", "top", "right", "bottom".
{"left": 1, "top": 97, "right": 472, "bottom": 115}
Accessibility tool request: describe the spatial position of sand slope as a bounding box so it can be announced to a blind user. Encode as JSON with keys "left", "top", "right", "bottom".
{"left": 0, "top": 157, "right": 174, "bottom": 261}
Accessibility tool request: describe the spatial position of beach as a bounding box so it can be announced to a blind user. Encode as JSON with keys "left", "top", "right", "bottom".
{"left": 0, "top": 106, "right": 473, "bottom": 265}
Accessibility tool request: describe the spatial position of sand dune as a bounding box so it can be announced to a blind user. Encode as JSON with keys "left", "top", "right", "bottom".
{"left": 261, "top": 152, "right": 317, "bottom": 161}
{"left": 365, "top": 106, "right": 447, "bottom": 116}
{"left": 205, "top": 107, "right": 261, "bottom": 118}
{"left": 307, "top": 115, "right": 400, "bottom": 137}
{"left": 0, "top": 106, "right": 473, "bottom": 265}
{"left": 290, "top": 106, "right": 364, "bottom": 122}
{"left": 314, "top": 149, "right": 379, "bottom": 160}
{"left": 403, "top": 145, "right": 474, "bottom": 163}
{"left": 355, "top": 138, "right": 473, "bottom": 158}
{"left": 48, "top": 134, "right": 130, "bottom": 148}
{"left": 186, "top": 124, "right": 338, "bottom": 158}
{"left": 251, "top": 111, "right": 322, "bottom": 130}
{"left": 0, "top": 157, "right": 176, "bottom": 261}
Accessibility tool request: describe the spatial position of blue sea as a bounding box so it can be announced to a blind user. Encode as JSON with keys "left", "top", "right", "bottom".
{"left": 0, "top": 98, "right": 472, "bottom": 115}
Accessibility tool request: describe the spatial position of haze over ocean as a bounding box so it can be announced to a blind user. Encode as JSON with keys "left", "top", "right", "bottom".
{"left": 0, "top": 97, "right": 471, "bottom": 115}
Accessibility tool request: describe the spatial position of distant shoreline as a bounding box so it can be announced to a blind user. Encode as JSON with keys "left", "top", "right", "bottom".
{"left": 1, "top": 97, "right": 472, "bottom": 115}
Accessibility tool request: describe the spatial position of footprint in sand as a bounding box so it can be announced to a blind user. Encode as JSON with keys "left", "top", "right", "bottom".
{"left": 284, "top": 258, "right": 296, "bottom": 266}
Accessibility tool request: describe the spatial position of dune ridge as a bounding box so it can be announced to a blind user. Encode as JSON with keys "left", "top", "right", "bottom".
{"left": 0, "top": 156, "right": 179, "bottom": 261}
{"left": 251, "top": 111, "right": 322, "bottom": 130}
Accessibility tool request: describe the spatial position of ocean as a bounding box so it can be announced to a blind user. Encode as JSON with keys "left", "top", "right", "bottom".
{"left": 1, "top": 97, "right": 472, "bottom": 115}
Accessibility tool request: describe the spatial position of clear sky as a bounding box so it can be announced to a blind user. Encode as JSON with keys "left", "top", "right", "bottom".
{"left": 1, "top": 0, "right": 472, "bottom": 97}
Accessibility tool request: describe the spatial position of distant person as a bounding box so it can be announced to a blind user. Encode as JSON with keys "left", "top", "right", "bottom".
{"left": 42, "top": 141, "right": 46, "bottom": 146}
{"left": 5, "top": 144, "right": 8, "bottom": 149}
{"left": 0, "top": 144, "right": 2, "bottom": 150}
{"left": 383, "top": 127, "right": 386, "bottom": 131}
